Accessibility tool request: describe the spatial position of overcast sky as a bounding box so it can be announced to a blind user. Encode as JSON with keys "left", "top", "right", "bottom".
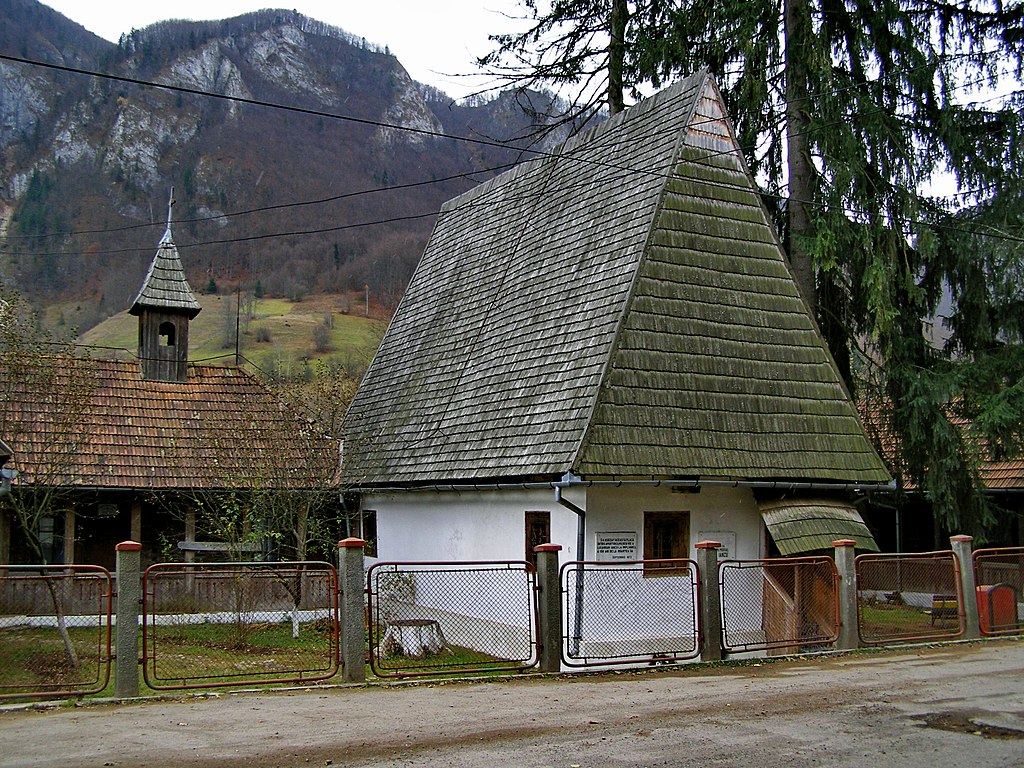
{"left": 40, "top": 0, "right": 529, "bottom": 99}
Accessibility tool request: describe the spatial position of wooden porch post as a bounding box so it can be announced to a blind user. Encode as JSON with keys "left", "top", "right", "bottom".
{"left": 184, "top": 508, "right": 196, "bottom": 588}
{"left": 130, "top": 499, "right": 142, "bottom": 542}
{"left": 63, "top": 507, "right": 76, "bottom": 565}
{"left": 0, "top": 507, "right": 10, "bottom": 565}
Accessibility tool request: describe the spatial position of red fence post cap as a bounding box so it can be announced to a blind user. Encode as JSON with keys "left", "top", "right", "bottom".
{"left": 950, "top": 535, "right": 974, "bottom": 543}
{"left": 116, "top": 541, "right": 142, "bottom": 552}
{"left": 832, "top": 539, "right": 857, "bottom": 548}
{"left": 695, "top": 540, "right": 721, "bottom": 549}
{"left": 533, "top": 543, "right": 562, "bottom": 553}
{"left": 337, "top": 537, "right": 366, "bottom": 548}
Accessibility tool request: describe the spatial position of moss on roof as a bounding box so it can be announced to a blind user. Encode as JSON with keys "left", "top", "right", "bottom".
{"left": 343, "top": 72, "right": 890, "bottom": 487}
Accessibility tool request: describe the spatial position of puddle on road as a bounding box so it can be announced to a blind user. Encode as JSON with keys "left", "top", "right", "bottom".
{"left": 918, "top": 712, "right": 1024, "bottom": 740}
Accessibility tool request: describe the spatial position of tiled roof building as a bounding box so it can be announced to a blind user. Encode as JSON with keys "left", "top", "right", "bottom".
{"left": 0, "top": 198, "right": 335, "bottom": 565}
{"left": 2, "top": 358, "right": 334, "bottom": 490}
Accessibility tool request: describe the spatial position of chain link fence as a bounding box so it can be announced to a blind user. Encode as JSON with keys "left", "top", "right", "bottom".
{"left": 142, "top": 562, "right": 339, "bottom": 690}
{"left": 367, "top": 561, "right": 538, "bottom": 678}
{"left": 855, "top": 551, "right": 962, "bottom": 644}
{"left": 720, "top": 557, "right": 839, "bottom": 654}
{"left": 0, "top": 565, "right": 112, "bottom": 700}
{"left": 973, "top": 547, "right": 1024, "bottom": 636}
{"left": 560, "top": 559, "right": 700, "bottom": 667}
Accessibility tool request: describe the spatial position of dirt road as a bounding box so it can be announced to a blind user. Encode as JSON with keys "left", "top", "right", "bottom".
{"left": 2, "top": 640, "right": 1024, "bottom": 767}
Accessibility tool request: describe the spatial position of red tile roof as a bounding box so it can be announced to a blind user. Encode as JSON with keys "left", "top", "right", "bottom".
{"left": 1, "top": 357, "right": 336, "bottom": 490}
{"left": 861, "top": 400, "right": 1023, "bottom": 491}
{"left": 980, "top": 457, "right": 1024, "bottom": 491}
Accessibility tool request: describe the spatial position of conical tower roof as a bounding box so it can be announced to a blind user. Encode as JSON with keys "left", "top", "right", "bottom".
{"left": 129, "top": 191, "right": 201, "bottom": 318}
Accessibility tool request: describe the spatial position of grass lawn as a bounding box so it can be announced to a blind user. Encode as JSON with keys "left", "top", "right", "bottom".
{"left": 145, "top": 619, "right": 337, "bottom": 686}
{"left": 858, "top": 600, "right": 960, "bottom": 641}
{"left": 0, "top": 624, "right": 110, "bottom": 696}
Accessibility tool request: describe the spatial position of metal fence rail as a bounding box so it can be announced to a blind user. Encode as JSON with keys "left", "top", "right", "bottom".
{"left": 720, "top": 557, "right": 839, "bottom": 654}
{"left": 560, "top": 559, "right": 700, "bottom": 667}
{"left": 142, "top": 561, "right": 339, "bottom": 690}
{"left": 973, "top": 547, "right": 1024, "bottom": 636}
{"left": 0, "top": 565, "right": 112, "bottom": 700}
{"left": 367, "top": 561, "right": 538, "bottom": 678}
{"left": 855, "top": 551, "right": 962, "bottom": 644}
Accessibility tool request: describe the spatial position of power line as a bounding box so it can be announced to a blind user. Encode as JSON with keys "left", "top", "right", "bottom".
{"left": 1, "top": 52, "right": 1020, "bottom": 260}
{"left": 0, "top": 53, "right": 533, "bottom": 154}
{"left": 0, "top": 162, "right": 520, "bottom": 242}
{"left": 3, "top": 135, "right": 1022, "bottom": 262}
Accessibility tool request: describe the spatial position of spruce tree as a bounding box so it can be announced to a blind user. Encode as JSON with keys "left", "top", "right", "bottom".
{"left": 482, "top": 0, "right": 1024, "bottom": 539}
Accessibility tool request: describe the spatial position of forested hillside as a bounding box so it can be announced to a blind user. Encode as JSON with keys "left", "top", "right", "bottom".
{"left": 0, "top": 0, "right": 572, "bottom": 331}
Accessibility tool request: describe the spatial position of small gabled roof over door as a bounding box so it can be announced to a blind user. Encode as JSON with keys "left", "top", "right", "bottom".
{"left": 760, "top": 499, "right": 879, "bottom": 555}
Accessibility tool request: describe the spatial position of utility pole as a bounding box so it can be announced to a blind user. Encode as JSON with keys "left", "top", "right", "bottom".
{"left": 235, "top": 284, "right": 241, "bottom": 365}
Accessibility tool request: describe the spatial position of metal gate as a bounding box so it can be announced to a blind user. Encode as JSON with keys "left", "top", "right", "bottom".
{"left": 720, "top": 557, "right": 839, "bottom": 654}
{"left": 0, "top": 564, "right": 113, "bottom": 700}
{"left": 142, "top": 561, "right": 340, "bottom": 690}
{"left": 973, "top": 547, "right": 1024, "bottom": 636}
{"left": 855, "top": 550, "right": 962, "bottom": 644}
{"left": 561, "top": 559, "right": 701, "bottom": 667}
{"left": 367, "top": 561, "right": 539, "bottom": 678}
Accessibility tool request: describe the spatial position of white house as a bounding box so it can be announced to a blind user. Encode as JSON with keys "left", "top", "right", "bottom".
{"left": 341, "top": 70, "right": 890, "bottom": 575}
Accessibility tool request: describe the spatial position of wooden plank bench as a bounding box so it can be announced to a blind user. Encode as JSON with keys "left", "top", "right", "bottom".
{"left": 928, "top": 593, "right": 959, "bottom": 626}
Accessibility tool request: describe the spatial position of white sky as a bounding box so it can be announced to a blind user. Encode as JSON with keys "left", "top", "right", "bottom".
{"left": 40, "top": 0, "right": 530, "bottom": 99}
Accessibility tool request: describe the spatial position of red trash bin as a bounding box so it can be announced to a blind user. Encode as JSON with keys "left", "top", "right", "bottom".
{"left": 976, "top": 583, "right": 1019, "bottom": 634}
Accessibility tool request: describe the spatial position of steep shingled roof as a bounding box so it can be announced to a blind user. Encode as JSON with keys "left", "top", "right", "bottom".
{"left": 129, "top": 225, "right": 201, "bottom": 318}
{"left": 1, "top": 357, "right": 335, "bottom": 490}
{"left": 343, "top": 72, "right": 890, "bottom": 487}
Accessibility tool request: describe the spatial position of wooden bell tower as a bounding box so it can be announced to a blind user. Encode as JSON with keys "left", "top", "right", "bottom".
{"left": 129, "top": 190, "right": 201, "bottom": 382}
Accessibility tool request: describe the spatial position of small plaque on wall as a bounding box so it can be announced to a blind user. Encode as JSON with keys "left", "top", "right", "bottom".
{"left": 698, "top": 530, "right": 736, "bottom": 560}
{"left": 595, "top": 531, "right": 638, "bottom": 561}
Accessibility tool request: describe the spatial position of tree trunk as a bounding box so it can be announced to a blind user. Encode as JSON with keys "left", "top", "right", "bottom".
{"left": 43, "top": 574, "right": 80, "bottom": 670}
{"left": 608, "top": 0, "right": 628, "bottom": 114}
{"left": 784, "top": 0, "right": 816, "bottom": 312}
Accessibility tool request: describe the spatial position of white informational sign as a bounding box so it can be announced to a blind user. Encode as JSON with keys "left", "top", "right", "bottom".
{"left": 595, "top": 531, "right": 638, "bottom": 562}
{"left": 697, "top": 530, "right": 737, "bottom": 560}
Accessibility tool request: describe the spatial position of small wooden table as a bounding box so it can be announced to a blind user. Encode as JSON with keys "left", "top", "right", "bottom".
{"left": 380, "top": 618, "right": 449, "bottom": 658}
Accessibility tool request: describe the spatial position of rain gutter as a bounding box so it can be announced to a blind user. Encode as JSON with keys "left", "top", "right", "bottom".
{"left": 357, "top": 476, "right": 898, "bottom": 494}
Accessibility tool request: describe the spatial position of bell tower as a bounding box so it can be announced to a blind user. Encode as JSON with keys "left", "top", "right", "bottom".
{"left": 129, "top": 189, "right": 201, "bottom": 382}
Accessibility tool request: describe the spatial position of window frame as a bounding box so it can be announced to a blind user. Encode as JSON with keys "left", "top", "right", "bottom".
{"left": 643, "top": 510, "right": 690, "bottom": 575}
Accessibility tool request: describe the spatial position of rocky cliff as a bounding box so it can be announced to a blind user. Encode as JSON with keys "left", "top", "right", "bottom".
{"left": 0, "top": 0, "right": 571, "bottom": 328}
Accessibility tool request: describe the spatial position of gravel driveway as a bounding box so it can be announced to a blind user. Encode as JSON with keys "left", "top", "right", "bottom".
{"left": 2, "top": 639, "right": 1023, "bottom": 767}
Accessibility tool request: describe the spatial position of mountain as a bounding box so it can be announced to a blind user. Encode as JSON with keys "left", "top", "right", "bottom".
{"left": 0, "top": 0, "right": 574, "bottom": 332}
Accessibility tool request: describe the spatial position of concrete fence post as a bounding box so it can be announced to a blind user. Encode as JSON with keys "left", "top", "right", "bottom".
{"left": 832, "top": 539, "right": 860, "bottom": 650}
{"left": 114, "top": 540, "right": 141, "bottom": 698}
{"left": 696, "top": 540, "right": 723, "bottom": 662}
{"left": 950, "top": 535, "right": 980, "bottom": 640}
{"left": 534, "top": 543, "right": 563, "bottom": 673}
{"left": 337, "top": 538, "right": 366, "bottom": 683}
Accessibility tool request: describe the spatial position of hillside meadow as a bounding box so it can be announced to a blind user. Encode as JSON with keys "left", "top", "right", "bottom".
{"left": 73, "top": 292, "right": 387, "bottom": 381}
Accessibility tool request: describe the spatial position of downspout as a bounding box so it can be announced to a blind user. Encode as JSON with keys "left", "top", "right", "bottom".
{"left": 555, "top": 474, "right": 586, "bottom": 657}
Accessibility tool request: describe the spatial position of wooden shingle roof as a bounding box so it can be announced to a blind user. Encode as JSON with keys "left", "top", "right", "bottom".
{"left": 1, "top": 357, "right": 335, "bottom": 490}
{"left": 343, "top": 72, "right": 891, "bottom": 487}
{"left": 129, "top": 226, "right": 201, "bottom": 318}
{"left": 760, "top": 499, "right": 880, "bottom": 555}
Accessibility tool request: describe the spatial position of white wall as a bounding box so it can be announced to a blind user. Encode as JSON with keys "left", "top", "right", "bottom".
{"left": 585, "top": 484, "right": 764, "bottom": 562}
{"left": 362, "top": 483, "right": 764, "bottom": 564}
{"left": 362, "top": 484, "right": 768, "bottom": 661}
{"left": 362, "top": 488, "right": 580, "bottom": 563}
